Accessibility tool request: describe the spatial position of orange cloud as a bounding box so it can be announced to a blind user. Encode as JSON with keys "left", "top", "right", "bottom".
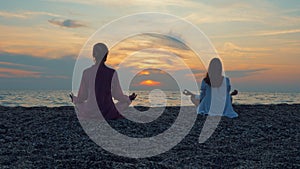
{"left": 44, "top": 75, "right": 70, "bottom": 79}
{"left": 0, "top": 61, "right": 42, "bottom": 69}
{"left": 138, "top": 70, "right": 150, "bottom": 75}
{"left": 139, "top": 80, "right": 161, "bottom": 86}
{"left": 0, "top": 68, "right": 41, "bottom": 78}
{"left": 0, "top": 11, "right": 61, "bottom": 19}
{"left": 107, "top": 34, "right": 202, "bottom": 71}
{"left": 0, "top": 25, "right": 86, "bottom": 58}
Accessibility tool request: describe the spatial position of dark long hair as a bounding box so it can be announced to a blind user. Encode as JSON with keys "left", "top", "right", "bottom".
{"left": 93, "top": 43, "right": 108, "bottom": 64}
{"left": 204, "top": 73, "right": 211, "bottom": 86}
{"left": 204, "top": 58, "right": 223, "bottom": 87}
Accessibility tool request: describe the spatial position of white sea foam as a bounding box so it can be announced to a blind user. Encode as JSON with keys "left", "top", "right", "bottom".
{"left": 0, "top": 90, "right": 299, "bottom": 107}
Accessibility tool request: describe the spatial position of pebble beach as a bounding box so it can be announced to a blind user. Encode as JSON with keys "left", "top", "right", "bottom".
{"left": 1, "top": 104, "right": 299, "bottom": 168}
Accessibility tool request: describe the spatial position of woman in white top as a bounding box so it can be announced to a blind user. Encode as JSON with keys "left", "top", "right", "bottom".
{"left": 184, "top": 58, "right": 238, "bottom": 118}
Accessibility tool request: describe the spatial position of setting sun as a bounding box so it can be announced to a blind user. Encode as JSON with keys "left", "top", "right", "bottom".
{"left": 139, "top": 80, "right": 161, "bottom": 86}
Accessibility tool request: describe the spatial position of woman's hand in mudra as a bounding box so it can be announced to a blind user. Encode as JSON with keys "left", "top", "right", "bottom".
{"left": 183, "top": 89, "right": 194, "bottom": 96}
{"left": 129, "top": 93, "right": 137, "bottom": 101}
{"left": 69, "top": 92, "right": 74, "bottom": 102}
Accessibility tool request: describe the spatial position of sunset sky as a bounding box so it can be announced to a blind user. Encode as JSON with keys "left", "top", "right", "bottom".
{"left": 0, "top": 0, "right": 299, "bottom": 92}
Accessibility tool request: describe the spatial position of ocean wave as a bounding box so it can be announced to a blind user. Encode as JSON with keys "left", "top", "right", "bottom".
{"left": 0, "top": 90, "right": 300, "bottom": 107}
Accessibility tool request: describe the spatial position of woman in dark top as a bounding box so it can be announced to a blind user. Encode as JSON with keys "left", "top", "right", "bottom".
{"left": 71, "top": 43, "right": 136, "bottom": 120}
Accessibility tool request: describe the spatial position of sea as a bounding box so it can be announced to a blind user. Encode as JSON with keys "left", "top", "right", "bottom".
{"left": 0, "top": 90, "right": 300, "bottom": 107}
